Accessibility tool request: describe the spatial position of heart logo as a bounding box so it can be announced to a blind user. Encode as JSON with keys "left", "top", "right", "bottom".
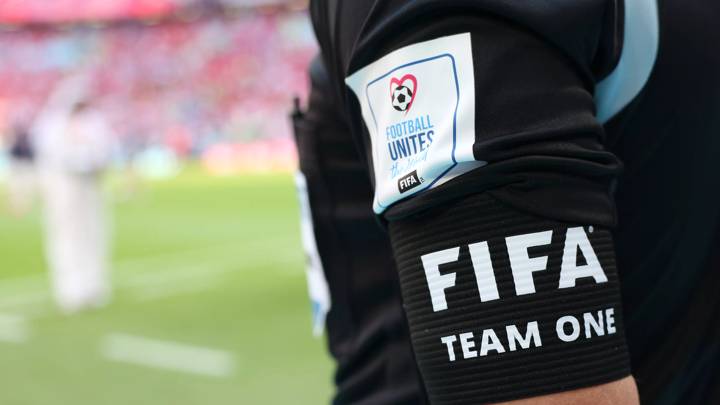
{"left": 390, "top": 74, "right": 418, "bottom": 114}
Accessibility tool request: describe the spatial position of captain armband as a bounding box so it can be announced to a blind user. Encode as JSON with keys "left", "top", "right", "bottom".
{"left": 388, "top": 193, "right": 630, "bottom": 404}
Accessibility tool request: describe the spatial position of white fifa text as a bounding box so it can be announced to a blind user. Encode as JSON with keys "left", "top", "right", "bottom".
{"left": 421, "top": 227, "right": 608, "bottom": 312}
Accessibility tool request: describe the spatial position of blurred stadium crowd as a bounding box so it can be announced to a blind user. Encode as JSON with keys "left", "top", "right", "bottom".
{"left": 0, "top": 5, "right": 332, "bottom": 401}
{"left": 0, "top": 0, "right": 316, "bottom": 175}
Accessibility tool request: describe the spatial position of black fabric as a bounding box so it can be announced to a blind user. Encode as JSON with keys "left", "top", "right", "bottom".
{"left": 307, "top": 2, "right": 631, "bottom": 403}
{"left": 377, "top": 12, "right": 622, "bottom": 226}
{"left": 389, "top": 192, "right": 630, "bottom": 404}
{"left": 603, "top": 1, "right": 720, "bottom": 403}
{"left": 311, "top": 0, "right": 621, "bottom": 89}
{"left": 347, "top": 15, "right": 631, "bottom": 401}
{"left": 331, "top": 10, "right": 623, "bottom": 229}
{"left": 293, "top": 56, "right": 428, "bottom": 405}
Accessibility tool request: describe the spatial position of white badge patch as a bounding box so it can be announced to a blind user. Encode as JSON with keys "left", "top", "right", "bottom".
{"left": 346, "top": 33, "right": 484, "bottom": 214}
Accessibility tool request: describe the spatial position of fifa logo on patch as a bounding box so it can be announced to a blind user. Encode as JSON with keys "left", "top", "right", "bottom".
{"left": 390, "top": 74, "right": 417, "bottom": 113}
{"left": 398, "top": 170, "right": 422, "bottom": 193}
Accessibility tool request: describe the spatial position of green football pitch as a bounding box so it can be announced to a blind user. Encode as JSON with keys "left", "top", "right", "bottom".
{"left": 0, "top": 168, "right": 333, "bottom": 405}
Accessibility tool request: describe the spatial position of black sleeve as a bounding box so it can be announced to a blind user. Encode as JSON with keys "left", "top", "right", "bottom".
{"left": 342, "top": 9, "right": 631, "bottom": 405}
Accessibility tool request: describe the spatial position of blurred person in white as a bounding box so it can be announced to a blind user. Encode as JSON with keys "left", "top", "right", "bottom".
{"left": 33, "top": 75, "right": 115, "bottom": 314}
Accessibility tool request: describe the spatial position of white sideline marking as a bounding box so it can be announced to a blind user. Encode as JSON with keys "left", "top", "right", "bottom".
{"left": 113, "top": 239, "right": 287, "bottom": 274}
{"left": 0, "top": 291, "right": 50, "bottom": 313}
{"left": 0, "top": 313, "right": 28, "bottom": 343}
{"left": 113, "top": 244, "right": 244, "bottom": 273}
{"left": 0, "top": 240, "right": 302, "bottom": 309}
{"left": 132, "top": 278, "right": 221, "bottom": 302}
{"left": 101, "top": 333, "right": 235, "bottom": 378}
{"left": 118, "top": 264, "right": 227, "bottom": 289}
{"left": 0, "top": 274, "right": 45, "bottom": 295}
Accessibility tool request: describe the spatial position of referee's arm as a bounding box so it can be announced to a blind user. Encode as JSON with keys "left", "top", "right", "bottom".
{"left": 345, "top": 8, "right": 639, "bottom": 405}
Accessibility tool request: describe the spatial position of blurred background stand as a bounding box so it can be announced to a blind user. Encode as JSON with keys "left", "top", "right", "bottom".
{"left": 33, "top": 74, "right": 115, "bottom": 313}
{"left": 0, "top": 1, "right": 333, "bottom": 404}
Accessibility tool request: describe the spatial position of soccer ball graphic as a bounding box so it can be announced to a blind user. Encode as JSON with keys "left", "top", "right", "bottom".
{"left": 391, "top": 85, "right": 414, "bottom": 112}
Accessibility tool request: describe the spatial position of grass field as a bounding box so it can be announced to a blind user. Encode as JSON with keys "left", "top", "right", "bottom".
{"left": 0, "top": 167, "right": 333, "bottom": 405}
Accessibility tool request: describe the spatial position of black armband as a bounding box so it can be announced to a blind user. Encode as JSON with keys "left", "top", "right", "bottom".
{"left": 389, "top": 193, "right": 631, "bottom": 404}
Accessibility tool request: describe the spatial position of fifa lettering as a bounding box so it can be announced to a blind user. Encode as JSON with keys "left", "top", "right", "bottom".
{"left": 422, "top": 227, "right": 607, "bottom": 312}
{"left": 398, "top": 170, "right": 422, "bottom": 193}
